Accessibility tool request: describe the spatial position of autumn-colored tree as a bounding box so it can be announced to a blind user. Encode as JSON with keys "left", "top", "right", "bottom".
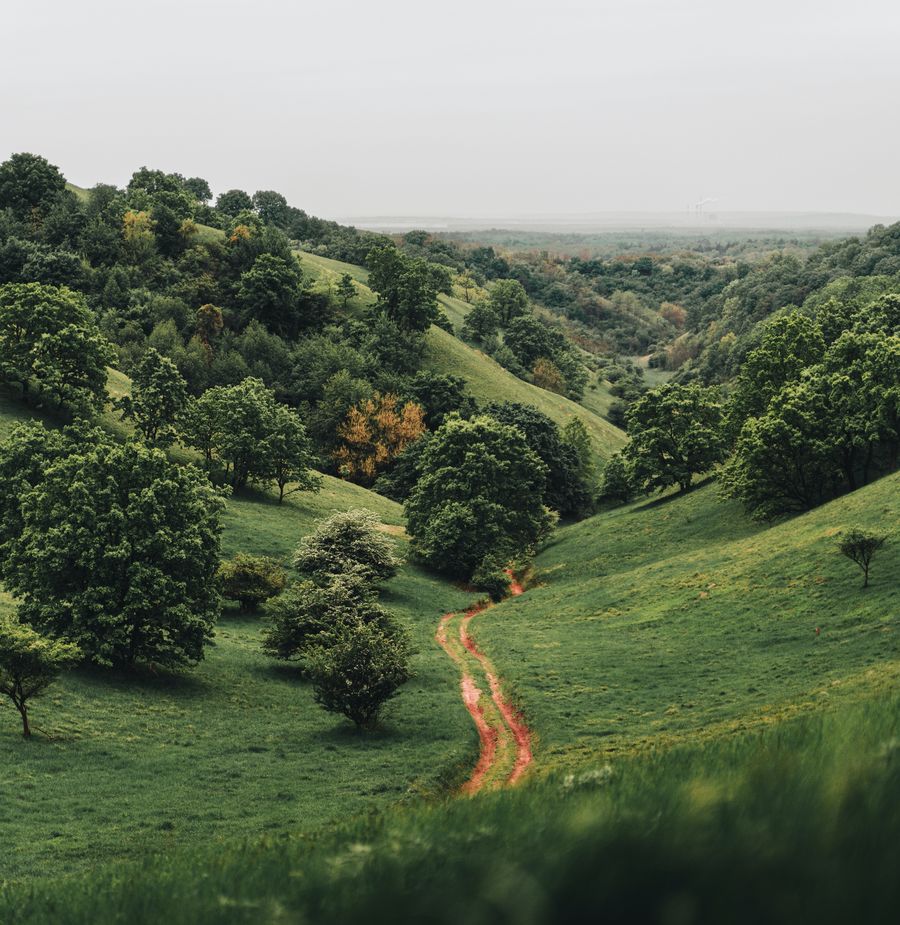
{"left": 660, "top": 302, "right": 687, "bottom": 329}
{"left": 122, "top": 210, "right": 155, "bottom": 263}
{"left": 334, "top": 393, "right": 426, "bottom": 485}
{"left": 196, "top": 303, "right": 224, "bottom": 361}
{"left": 532, "top": 357, "right": 566, "bottom": 394}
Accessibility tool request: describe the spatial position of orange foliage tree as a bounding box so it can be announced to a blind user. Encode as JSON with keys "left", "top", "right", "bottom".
{"left": 334, "top": 393, "right": 426, "bottom": 485}
{"left": 532, "top": 357, "right": 566, "bottom": 394}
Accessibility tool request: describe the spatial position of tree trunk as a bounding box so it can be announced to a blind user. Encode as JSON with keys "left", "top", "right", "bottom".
{"left": 16, "top": 700, "right": 30, "bottom": 738}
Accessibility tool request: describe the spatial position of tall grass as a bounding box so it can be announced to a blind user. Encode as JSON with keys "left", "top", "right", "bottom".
{"left": 4, "top": 694, "right": 898, "bottom": 924}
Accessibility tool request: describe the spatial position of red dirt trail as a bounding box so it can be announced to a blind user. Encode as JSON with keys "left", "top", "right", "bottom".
{"left": 435, "top": 573, "right": 533, "bottom": 793}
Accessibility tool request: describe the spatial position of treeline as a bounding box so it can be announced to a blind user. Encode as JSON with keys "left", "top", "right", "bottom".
{"left": 600, "top": 292, "right": 899, "bottom": 521}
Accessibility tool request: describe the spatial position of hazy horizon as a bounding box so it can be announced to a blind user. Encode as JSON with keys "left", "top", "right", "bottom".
{"left": 6, "top": 0, "right": 900, "bottom": 219}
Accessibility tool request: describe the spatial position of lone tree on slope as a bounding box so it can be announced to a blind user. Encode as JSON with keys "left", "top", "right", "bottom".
{"left": 838, "top": 528, "right": 888, "bottom": 588}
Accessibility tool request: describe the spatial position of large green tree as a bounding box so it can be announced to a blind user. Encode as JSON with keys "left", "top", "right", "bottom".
{"left": 485, "top": 401, "right": 591, "bottom": 516}
{"left": 0, "top": 432, "right": 224, "bottom": 668}
{"left": 725, "top": 311, "right": 826, "bottom": 439}
{"left": 0, "top": 283, "right": 113, "bottom": 412}
{"left": 237, "top": 253, "right": 306, "bottom": 337}
{"left": 0, "top": 153, "right": 68, "bottom": 220}
{"left": 485, "top": 279, "right": 530, "bottom": 325}
{"left": 366, "top": 245, "right": 441, "bottom": 332}
{"left": 405, "top": 415, "right": 553, "bottom": 579}
{"left": 623, "top": 383, "right": 727, "bottom": 494}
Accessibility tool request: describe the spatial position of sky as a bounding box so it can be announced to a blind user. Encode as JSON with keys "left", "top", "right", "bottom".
{"left": 3, "top": 0, "right": 900, "bottom": 220}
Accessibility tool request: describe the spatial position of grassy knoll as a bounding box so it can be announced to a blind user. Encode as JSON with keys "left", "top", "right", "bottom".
{"left": 475, "top": 472, "right": 899, "bottom": 766}
{"left": 0, "top": 395, "right": 475, "bottom": 882}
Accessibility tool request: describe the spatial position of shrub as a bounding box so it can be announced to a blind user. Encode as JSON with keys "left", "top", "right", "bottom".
{"left": 262, "top": 572, "right": 389, "bottom": 663}
{"left": 293, "top": 509, "right": 402, "bottom": 585}
{"left": 306, "top": 618, "right": 412, "bottom": 729}
{"left": 472, "top": 554, "right": 512, "bottom": 602}
{"left": 218, "top": 554, "right": 286, "bottom": 612}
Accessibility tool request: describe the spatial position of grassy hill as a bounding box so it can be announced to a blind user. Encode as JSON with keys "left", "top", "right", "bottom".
{"left": 3, "top": 471, "right": 897, "bottom": 923}
{"left": 476, "top": 473, "right": 899, "bottom": 766}
{"left": 0, "top": 391, "right": 476, "bottom": 882}
{"left": 296, "top": 250, "right": 625, "bottom": 462}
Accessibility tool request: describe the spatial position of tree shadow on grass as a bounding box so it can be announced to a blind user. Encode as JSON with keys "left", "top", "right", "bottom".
{"left": 629, "top": 474, "right": 717, "bottom": 513}
{"left": 70, "top": 662, "right": 210, "bottom": 699}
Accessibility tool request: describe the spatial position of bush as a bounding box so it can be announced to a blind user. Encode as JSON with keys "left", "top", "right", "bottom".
{"left": 293, "top": 509, "right": 402, "bottom": 585}
{"left": 262, "top": 573, "right": 389, "bottom": 663}
{"left": 306, "top": 618, "right": 412, "bottom": 729}
{"left": 218, "top": 554, "right": 286, "bottom": 612}
{"left": 471, "top": 554, "right": 512, "bottom": 602}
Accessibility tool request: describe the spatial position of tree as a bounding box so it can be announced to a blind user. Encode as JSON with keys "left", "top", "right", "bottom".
{"left": 457, "top": 270, "right": 476, "bottom": 303}
{"left": 0, "top": 282, "right": 113, "bottom": 412}
{"left": 838, "top": 529, "right": 887, "bottom": 588}
{"left": 366, "top": 245, "right": 441, "bottom": 332}
{"left": 720, "top": 379, "right": 841, "bottom": 520}
{"left": 218, "top": 554, "right": 286, "bottom": 612}
{"left": 485, "top": 401, "right": 591, "bottom": 517}
{"left": 0, "top": 435, "right": 224, "bottom": 668}
{"left": 562, "top": 418, "right": 595, "bottom": 485}
{"left": 532, "top": 357, "right": 566, "bottom": 394}
{"left": 216, "top": 189, "right": 253, "bottom": 215}
{"left": 461, "top": 300, "right": 500, "bottom": 342}
{"left": 485, "top": 279, "right": 529, "bottom": 325}
{"left": 405, "top": 371, "right": 474, "bottom": 428}
{"left": 183, "top": 177, "right": 212, "bottom": 202}
{"left": 195, "top": 303, "right": 224, "bottom": 360}
{"left": 306, "top": 618, "right": 412, "bottom": 729}
{"left": 598, "top": 453, "right": 633, "bottom": 504}
{"left": 0, "top": 620, "right": 80, "bottom": 738}
{"left": 0, "top": 153, "right": 68, "bottom": 220}
{"left": 726, "top": 311, "right": 826, "bottom": 439}
{"left": 623, "top": 383, "right": 727, "bottom": 494}
{"left": 334, "top": 393, "right": 426, "bottom": 485}
{"left": 293, "top": 509, "right": 402, "bottom": 585}
{"left": 237, "top": 253, "right": 305, "bottom": 337}
{"left": 263, "top": 403, "right": 322, "bottom": 502}
{"left": 252, "top": 190, "right": 290, "bottom": 227}
{"left": 405, "top": 415, "right": 553, "bottom": 579}
{"left": 117, "top": 347, "right": 189, "bottom": 446}
{"left": 336, "top": 273, "right": 356, "bottom": 309}
{"left": 262, "top": 572, "right": 391, "bottom": 662}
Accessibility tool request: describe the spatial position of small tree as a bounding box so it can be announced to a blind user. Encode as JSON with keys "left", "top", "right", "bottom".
{"left": 336, "top": 273, "right": 356, "bottom": 309}
{"left": 293, "top": 509, "right": 402, "bottom": 585}
{"left": 117, "top": 347, "right": 189, "bottom": 446}
{"left": 0, "top": 620, "right": 80, "bottom": 738}
{"left": 598, "top": 453, "right": 633, "bottom": 504}
{"left": 334, "top": 393, "right": 425, "bottom": 486}
{"left": 262, "top": 572, "right": 389, "bottom": 662}
{"left": 264, "top": 403, "right": 322, "bottom": 503}
{"left": 218, "top": 554, "right": 286, "bottom": 612}
{"left": 838, "top": 529, "right": 887, "bottom": 588}
{"left": 306, "top": 619, "right": 412, "bottom": 729}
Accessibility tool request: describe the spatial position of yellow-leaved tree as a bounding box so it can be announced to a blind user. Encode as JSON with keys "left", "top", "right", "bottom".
{"left": 334, "top": 393, "right": 426, "bottom": 485}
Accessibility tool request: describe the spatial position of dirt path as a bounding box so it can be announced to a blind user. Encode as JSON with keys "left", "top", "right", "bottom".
{"left": 436, "top": 575, "right": 533, "bottom": 793}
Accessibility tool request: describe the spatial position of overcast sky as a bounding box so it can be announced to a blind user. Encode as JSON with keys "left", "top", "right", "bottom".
{"left": 4, "top": 0, "right": 900, "bottom": 219}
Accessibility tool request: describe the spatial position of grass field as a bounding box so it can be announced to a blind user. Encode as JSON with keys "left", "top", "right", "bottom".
{"left": 3, "top": 678, "right": 897, "bottom": 923}
{"left": 475, "top": 472, "right": 899, "bottom": 766}
{"left": 0, "top": 393, "right": 476, "bottom": 883}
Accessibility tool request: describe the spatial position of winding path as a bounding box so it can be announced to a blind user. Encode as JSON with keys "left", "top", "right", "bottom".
{"left": 436, "top": 575, "right": 533, "bottom": 793}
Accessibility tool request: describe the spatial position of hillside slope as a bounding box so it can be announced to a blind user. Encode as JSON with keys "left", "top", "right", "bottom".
{"left": 476, "top": 473, "right": 899, "bottom": 766}
{"left": 0, "top": 391, "right": 475, "bottom": 881}
{"left": 296, "top": 250, "right": 625, "bottom": 461}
